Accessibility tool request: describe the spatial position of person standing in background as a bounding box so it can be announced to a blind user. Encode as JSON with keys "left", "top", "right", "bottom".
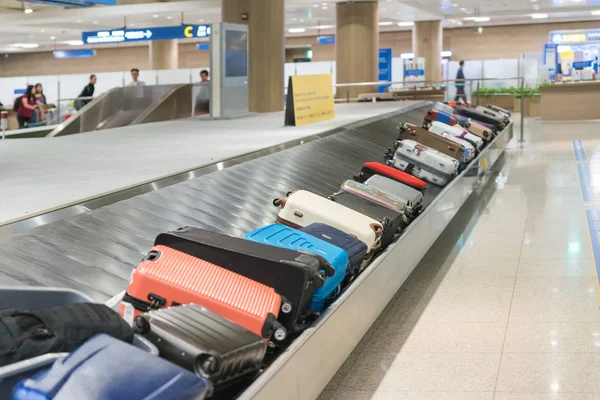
{"left": 129, "top": 68, "right": 145, "bottom": 86}
{"left": 16, "top": 85, "right": 37, "bottom": 128}
{"left": 75, "top": 74, "right": 96, "bottom": 111}
{"left": 200, "top": 70, "right": 209, "bottom": 83}
{"left": 455, "top": 60, "right": 467, "bottom": 103}
{"left": 32, "top": 83, "right": 46, "bottom": 123}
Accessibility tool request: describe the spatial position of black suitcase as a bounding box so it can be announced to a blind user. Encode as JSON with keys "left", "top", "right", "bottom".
{"left": 154, "top": 227, "right": 333, "bottom": 337}
{"left": 329, "top": 191, "right": 403, "bottom": 248}
{"left": 134, "top": 304, "right": 266, "bottom": 391}
{"left": 454, "top": 106, "right": 505, "bottom": 131}
{"left": 486, "top": 104, "right": 511, "bottom": 118}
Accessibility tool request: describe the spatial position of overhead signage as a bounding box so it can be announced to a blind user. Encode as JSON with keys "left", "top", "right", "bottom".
{"left": 284, "top": 74, "right": 335, "bottom": 127}
{"left": 549, "top": 29, "right": 600, "bottom": 44}
{"left": 83, "top": 24, "right": 211, "bottom": 45}
{"left": 378, "top": 48, "right": 392, "bottom": 93}
{"left": 317, "top": 36, "right": 335, "bottom": 45}
{"left": 54, "top": 49, "right": 95, "bottom": 59}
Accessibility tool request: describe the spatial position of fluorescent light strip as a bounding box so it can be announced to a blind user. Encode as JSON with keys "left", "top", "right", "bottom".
{"left": 532, "top": 13, "right": 548, "bottom": 19}
{"left": 378, "top": 21, "right": 394, "bottom": 26}
{"left": 463, "top": 16, "right": 490, "bottom": 22}
{"left": 592, "top": 10, "right": 600, "bottom": 15}
{"left": 401, "top": 51, "right": 452, "bottom": 59}
{"left": 397, "top": 21, "right": 415, "bottom": 26}
{"left": 288, "top": 28, "right": 306, "bottom": 33}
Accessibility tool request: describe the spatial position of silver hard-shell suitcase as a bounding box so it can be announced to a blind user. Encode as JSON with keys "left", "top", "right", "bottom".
{"left": 388, "top": 157, "right": 450, "bottom": 187}
{"left": 134, "top": 303, "right": 267, "bottom": 390}
{"left": 364, "top": 175, "right": 424, "bottom": 217}
{"left": 428, "top": 121, "right": 484, "bottom": 151}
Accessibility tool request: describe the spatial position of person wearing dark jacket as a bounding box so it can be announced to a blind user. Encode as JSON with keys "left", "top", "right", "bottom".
{"left": 455, "top": 60, "right": 467, "bottom": 103}
{"left": 76, "top": 74, "right": 96, "bottom": 110}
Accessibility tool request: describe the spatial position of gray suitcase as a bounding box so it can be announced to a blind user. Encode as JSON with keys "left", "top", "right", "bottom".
{"left": 364, "top": 175, "right": 424, "bottom": 217}
{"left": 134, "top": 303, "right": 267, "bottom": 390}
{"left": 434, "top": 102, "right": 455, "bottom": 115}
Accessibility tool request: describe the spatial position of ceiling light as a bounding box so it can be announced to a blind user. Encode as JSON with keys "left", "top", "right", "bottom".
{"left": 50, "top": 36, "right": 56, "bottom": 40}
{"left": 24, "top": 8, "right": 33, "bottom": 14}
{"left": 93, "top": 20, "right": 98, "bottom": 24}
{"left": 530, "top": 0, "right": 537, "bottom": 2}
{"left": 13, "top": 43, "right": 39, "bottom": 48}
{"left": 152, "top": 14, "right": 158, "bottom": 18}
{"left": 532, "top": 13, "right": 548, "bottom": 19}
{"left": 321, "top": 6, "right": 328, "bottom": 9}
{"left": 452, "top": 3, "right": 459, "bottom": 6}
{"left": 288, "top": 28, "right": 306, "bottom": 33}
{"left": 397, "top": 21, "right": 415, "bottom": 26}
{"left": 67, "top": 40, "right": 83, "bottom": 46}
{"left": 166, "top": 16, "right": 173, "bottom": 20}
{"left": 378, "top": 21, "right": 394, "bottom": 26}
{"left": 76, "top": 19, "right": 82, "bottom": 23}
{"left": 464, "top": 16, "right": 490, "bottom": 22}
{"left": 40, "top": 29, "right": 45, "bottom": 32}
{"left": 441, "top": 50, "right": 453, "bottom": 57}
{"left": 309, "top": 24, "right": 334, "bottom": 29}
{"left": 313, "top": 4, "right": 319, "bottom": 7}
{"left": 322, "top": 2, "right": 327, "bottom": 4}
{"left": 592, "top": 10, "right": 600, "bottom": 15}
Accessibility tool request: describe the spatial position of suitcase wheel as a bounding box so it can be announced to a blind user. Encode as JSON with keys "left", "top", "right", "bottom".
{"left": 196, "top": 352, "right": 222, "bottom": 377}
{"left": 264, "top": 314, "right": 287, "bottom": 342}
{"left": 133, "top": 315, "right": 151, "bottom": 334}
{"left": 281, "top": 299, "right": 293, "bottom": 314}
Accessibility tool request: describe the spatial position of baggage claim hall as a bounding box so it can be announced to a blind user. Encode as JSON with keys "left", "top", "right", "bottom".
{"left": 1, "top": 0, "right": 600, "bottom": 398}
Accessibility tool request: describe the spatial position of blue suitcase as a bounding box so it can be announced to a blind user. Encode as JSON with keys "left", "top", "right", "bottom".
{"left": 245, "top": 224, "right": 348, "bottom": 311}
{"left": 11, "top": 334, "right": 210, "bottom": 400}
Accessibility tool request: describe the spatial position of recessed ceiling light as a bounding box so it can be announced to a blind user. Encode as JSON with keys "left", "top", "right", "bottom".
{"left": 532, "top": 13, "right": 548, "bottom": 19}
{"left": 313, "top": 4, "right": 319, "bottom": 7}
{"left": 93, "top": 20, "right": 98, "bottom": 24}
{"left": 76, "top": 19, "right": 82, "bottom": 23}
{"left": 152, "top": 14, "right": 158, "bottom": 18}
{"left": 381, "top": 8, "right": 387, "bottom": 11}
{"left": 166, "top": 16, "right": 173, "bottom": 20}
{"left": 452, "top": 3, "right": 459, "bottom": 6}
{"left": 67, "top": 40, "right": 83, "bottom": 46}
{"left": 592, "top": 10, "right": 600, "bottom": 15}
{"left": 288, "top": 28, "right": 306, "bottom": 33}
{"left": 397, "top": 21, "right": 415, "bottom": 26}
{"left": 530, "top": 0, "right": 537, "bottom": 2}
{"left": 50, "top": 36, "right": 56, "bottom": 40}
{"left": 24, "top": 8, "right": 33, "bottom": 14}
{"left": 321, "top": 6, "right": 328, "bottom": 9}
{"left": 378, "top": 21, "right": 394, "bottom": 26}
{"left": 40, "top": 29, "right": 45, "bottom": 33}
{"left": 309, "top": 24, "right": 334, "bottom": 29}
{"left": 322, "top": 2, "right": 327, "bottom": 4}
{"left": 464, "top": 16, "right": 490, "bottom": 21}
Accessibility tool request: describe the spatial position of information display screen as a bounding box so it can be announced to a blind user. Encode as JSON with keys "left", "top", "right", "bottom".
{"left": 224, "top": 30, "right": 248, "bottom": 78}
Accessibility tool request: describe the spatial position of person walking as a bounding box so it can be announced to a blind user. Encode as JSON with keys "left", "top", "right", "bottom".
{"left": 16, "top": 85, "right": 37, "bottom": 128}
{"left": 200, "top": 70, "right": 209, "bottom": 83}
{"left": 129, "top": 68, "right": 145, "bottom": 86}
{"left": 455, "top": 60, "right": 467, "bottom": 103}
{"left": 75, "top": 75, "right": 96, "bottom": 111}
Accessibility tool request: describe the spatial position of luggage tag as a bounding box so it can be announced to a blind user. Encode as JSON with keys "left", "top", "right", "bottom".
{"left": 119, "top": 302, "right": 135, "bottom": 327}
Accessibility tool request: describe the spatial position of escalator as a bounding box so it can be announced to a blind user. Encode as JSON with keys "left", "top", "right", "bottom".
{"left": 47, "top": 83, "right": 210, "bottom": 137}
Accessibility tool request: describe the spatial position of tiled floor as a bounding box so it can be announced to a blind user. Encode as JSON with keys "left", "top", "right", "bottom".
{"left": 319, "top": 117, "right": 600, "bottom": 400}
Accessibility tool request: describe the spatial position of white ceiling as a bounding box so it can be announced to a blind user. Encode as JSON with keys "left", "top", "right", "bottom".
{"left": 0, "top": 0, "right": 599, "bottom": 52}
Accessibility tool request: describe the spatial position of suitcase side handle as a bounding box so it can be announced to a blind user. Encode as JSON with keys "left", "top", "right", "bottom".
{"left": 370, "top": 223, "right": 384, "bottom": 237}
{"left": 195, "top": 351, "right": 223, "bottom": 379}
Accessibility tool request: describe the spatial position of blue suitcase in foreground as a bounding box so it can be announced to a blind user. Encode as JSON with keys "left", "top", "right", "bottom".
{"left": 11, "top": 334, "right": 210, "bottom": 400}
{"left": 245, "top": 224, "right": 349, "bottom": 311}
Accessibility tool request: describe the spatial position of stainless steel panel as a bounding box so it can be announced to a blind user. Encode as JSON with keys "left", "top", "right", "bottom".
{"left": 238, "top": 123, "right": 513, "bottom": 400}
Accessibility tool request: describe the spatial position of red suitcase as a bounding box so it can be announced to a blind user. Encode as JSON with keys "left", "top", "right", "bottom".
{"left": 119, "top": 245, "right": 287, "bottom": 342}
{"left": 354, "top": 162, "right": 427, "bottom": 190}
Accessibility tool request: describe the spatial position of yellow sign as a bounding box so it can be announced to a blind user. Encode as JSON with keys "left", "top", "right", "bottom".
{"left": 184, "top": 26, "right": 193, "bottom": 38}
{"left": 285, "top": 74, "right": 335, "bottom": 127}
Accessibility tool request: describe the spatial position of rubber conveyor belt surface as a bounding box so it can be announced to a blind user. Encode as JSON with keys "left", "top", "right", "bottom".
{"left": 0, "top": 104, "right": 436, "bottom": 301}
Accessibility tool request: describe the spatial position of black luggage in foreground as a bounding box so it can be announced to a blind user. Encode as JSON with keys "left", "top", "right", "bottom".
{"left": 154, "top": 227, "right": 332, "bottom": 336}
{"left": 329, "top": 191, "right": 403, "bottom": 248}
{"left": 134, "top": 304, "right": 267, "bottom": 391}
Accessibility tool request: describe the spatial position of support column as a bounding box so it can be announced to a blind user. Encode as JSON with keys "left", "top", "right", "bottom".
{"left": 412, "top": 21, "right": 442, "bottom": 83}
{"left": 335, "top": 1, "right": 378, "bottom": 100}
{"left": 149, "top": 40, "right": 179, "bottom": 70}
{"left": 222, "top": 0, "right": 284, "bottom": 113}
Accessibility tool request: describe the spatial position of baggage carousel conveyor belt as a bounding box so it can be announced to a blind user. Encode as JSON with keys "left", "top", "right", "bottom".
{"left": 0, "top": 100, "right": 513, "bottom": 399}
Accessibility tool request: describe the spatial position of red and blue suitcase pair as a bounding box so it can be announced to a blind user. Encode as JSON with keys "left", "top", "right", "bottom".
{"left": 422, "top": 109, "right": 458, "bottom": 129}
{"left": 10, "top": 334, "right": 210, "bottom": 400}
{"left": 245, "top": 224, "right": 348, "bottom": 311}
{"left": 146, "top": 227, "right": 333, "bottom": 338}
